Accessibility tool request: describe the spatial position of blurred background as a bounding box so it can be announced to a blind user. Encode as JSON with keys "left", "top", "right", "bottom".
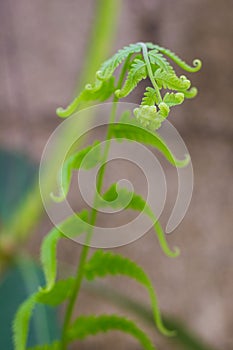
{"left": 0, "top": 0, "right": 232, "bottom": 349}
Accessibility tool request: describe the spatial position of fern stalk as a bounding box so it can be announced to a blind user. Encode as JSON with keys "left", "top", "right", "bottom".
{"left": 60, "top": 60, "right": 128, "bottom": 348}
{"left": 139, "top": 42, "right": 162, "bottom": 104}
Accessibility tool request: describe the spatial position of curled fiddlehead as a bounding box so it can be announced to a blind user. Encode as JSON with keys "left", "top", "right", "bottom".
{"left": 57, "top": 42, "right": 201, "bottom": 133}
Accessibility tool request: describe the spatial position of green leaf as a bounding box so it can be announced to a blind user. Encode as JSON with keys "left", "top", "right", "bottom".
{"left": 146, "top": 43, "right": 202, "bottom": 73}
{"left": 51, "top": 141, "right": 102, "bottom": 202}
{"left": 40, "top": 210, "right": 89, "bottom": 291}
{"left": 115, "top": 58, "right": 147, "bottom": 98}
{"left": 148, "top": 49, "right": 173, "bottom": 73}
{"left": 158, "top": 102, "right": 170, "bottom": 118}
{"left": 100, "top": 184, "right": 179, "bottom": 258}
{"left": 85, "top": 250, "right": 174, "bottom": 336}
{"left": 40, "top": 229, "right": 63, "bottom": 292}
{"left": 38, "top": 278, "right": 75, "bottom": 307}
{"left": 0, "top": 149, "right": 37, "bottom": 224}
{"left": 141, "top": 87, "right": 159, "bottom": 106}
{"left": 154, "top": 69, "right": 191, "bottom": 91}
{"left": 163, "top": 92, "right": 184, "bottom": 107}
{"left": 111, "top": 118, "right": 190, "bottom": 168}
{"left": 67, "top": 314, "right": 156, "bottom": 350}
{"left": 56, "top": 76, "right": 115, "bottom": 117}
{"left": 97, "top": 43, "right": 142, "bottom": 81}
{"left": 13, "top": 293, "right": 38, "bottom": 350}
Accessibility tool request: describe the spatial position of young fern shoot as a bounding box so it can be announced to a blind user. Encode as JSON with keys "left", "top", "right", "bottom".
{"left": 13, "top": 42, "right": 201, "bottom": 350}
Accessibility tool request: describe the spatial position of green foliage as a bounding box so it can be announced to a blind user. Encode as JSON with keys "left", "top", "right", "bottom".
{"left": 13, "top": 41, "right": 201, "bottom": 350}
{"left": 13, "top": 293, "right": 38, "bottom": 350}
{"left": 141, "top": 87, "right": 159, "bottom": 106}
{"left": 111, "top": 115, "right": 190, "bottom": 167}
{"left": 115, "top": 58, "right": 147, "bottom": 98}
{"left": 56, "top": 42, "right": 201, "bottom": 124}
{"left": 100, "top": 184, "right": 179, "bottom": 258}
{"left": 51, "top": 141, "right": 102, "bottom": 202}
{"left": 85, "top": 250, "right": 174, "bottom": 335}
{"left": 67, "top": 314, "right": 156, "bottom": 350}
{"left": 40, "top": 209, "right": 89, "bottom": 291}
{"left": 37, "top": 278, "right": 74, "bottom": 307}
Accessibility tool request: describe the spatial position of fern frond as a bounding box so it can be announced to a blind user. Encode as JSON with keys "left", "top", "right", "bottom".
{"left": 115, "top": 58, "right": 147, "bottom": 98}
{"left": 38, "top": 277, "right": 75, "bottom": 307}
{"left": 100, "top": 184, "right": 179, "bottom": 258}
{"left": 13, "top": 293, "right": 38, "bottom": 350}
{"left": 146, "top": 43, "right": 202, "bottom": 72}
{"left": 154, "top": 69, "right": 191, "bottom": 91}
{"left": 51, "top": 141, "right": 102, "bottom": 202}
{"left": 134, "top": 105, "right": 163, "bottom": 131}
{"left": 67, "top": 314, "right": 156, "bottom": 350}
{"left": 97, "top": 43, "right": 142, "bottom": 81}
{"left": 85, "top": 250, "right": 174, "bottom": 336}
{"left": 182, "top": 86, "right": 198, "bottom": 98}
{"left": 40, "top": 228, "right": 63, "bottom": 291}
{"left": 163, "top": 92, "right": 184, "bottom": 107}
{"left": 148, "top": 49, "right": 174, "bottom": 73}
{"left": 40, "top": 210, "right": 89, "bottom": 291}
{"left": 112, "top": 119, "right": 190, "bottom": 167}
{"left": 56, "top": 77, "right": 115, "bottom": 117}
{"left": 141, "top": 87, "right": 158, "bottom": 106}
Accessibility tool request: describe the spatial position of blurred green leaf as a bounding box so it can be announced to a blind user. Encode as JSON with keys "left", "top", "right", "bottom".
{"left": 0, "top": 259, "right": 60, "bottom": 349}
{"left": 0, "top": 149, "right": 37, "bottom": 224}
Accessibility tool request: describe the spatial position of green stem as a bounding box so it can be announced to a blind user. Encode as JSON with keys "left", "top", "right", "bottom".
{"left": 140, "top": 42, "right": 162, "bottom": 103}
{"left": 60, "top": 102, "right": 117, "bottom": 349}
{"left": 60, "top": 58, "right": 128, "bottom": 348}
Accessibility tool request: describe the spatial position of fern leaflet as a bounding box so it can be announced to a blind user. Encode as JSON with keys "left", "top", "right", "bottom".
{"left": 85, "top": 250, "right": 174, "bottom": 336}
{"left": 67, "top": 314, "right": 157, "bottom": 350}
{"left": 115, "top": 58, "right": 147, "bottom": 98}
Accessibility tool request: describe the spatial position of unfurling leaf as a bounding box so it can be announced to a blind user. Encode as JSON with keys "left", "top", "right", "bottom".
{"left": 115, "top": 58, "right": 147, "bottom": 98}
{"left": 163, "top": 92, "right": 184, "bottom": 107}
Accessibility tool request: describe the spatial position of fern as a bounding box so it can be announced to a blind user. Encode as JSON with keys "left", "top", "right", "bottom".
{"left": 38, "top": 278, "right": 75, "bottom": 307}
{"left": 111, "top": 117, "right": 190, "bottom": 167}
{"left": 40, "top": 209, "right": 89, "bottom": 292}
{"left": 146, "top": 42, "right": 202, "bottom": 72}
{"left": 67, "top": 314, "right": 156, "bottom": 350}
{"left": 154, "top": 69, "right": 191, "bottom": 91}
{"left": 51, "top": 141, "right": 102, "bottom": 202}
{"left": 141, "top": 87, "right": 159, "bottom": 106}
{"left": 40, "top": 228, "right": 63, "bottom": 291}
{"left": 163, "top": 92, "right": 184, "bottom": 107}
{"left": 85, "top": 250, "right": 174, "bottom": 336}
{"left": 13, "top": 293, "right": 38, "bottom": 350}
{"left": 97, "top": 43, "right": 142, "bottom": 81}
{"left": 56, "top": 77, "right": 115, "bottom": 117}
{"left": 13, "top": 41, "right": 201, "bottom": 350}
{"left": 115, "top": 58, "right": 147, "bottom": 98}
{"left": 100, "top": 184, "right": 179, "bottom": 258}
{"left": 148, "top": 49, "right": 174, "bottom": 73}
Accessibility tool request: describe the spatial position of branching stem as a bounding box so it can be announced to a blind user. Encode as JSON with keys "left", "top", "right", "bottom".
{"left": 139, "top": 42, "right": 162, "bottom": 104}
